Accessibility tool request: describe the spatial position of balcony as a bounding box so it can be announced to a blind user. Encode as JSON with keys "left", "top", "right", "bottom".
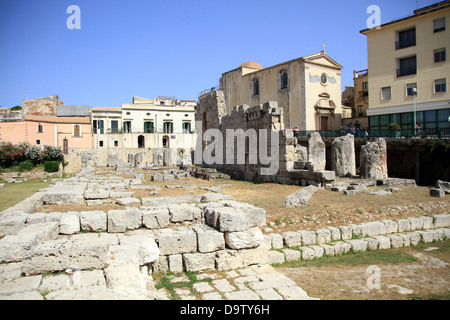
{"left": 395, "top": 38, "right": 416, "bottom": 50}
{"left": 396, "top": 64, "right": 417, "bottom": 77}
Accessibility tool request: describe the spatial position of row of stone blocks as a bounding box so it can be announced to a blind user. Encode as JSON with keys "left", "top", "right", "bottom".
{"left": 40, "top": 198, "right": 265, "bottom": 235}
{"left": 266, "top": 214, "right": 450, "bottom": 264}
{"left": 0, "top": 200, "right": 268, "bottom": 276}
{"left": 269, "top": 227, "right": 450, "bottom": 264}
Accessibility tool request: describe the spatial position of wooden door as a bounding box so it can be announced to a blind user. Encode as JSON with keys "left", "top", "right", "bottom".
{"left": 321, "top": 116, "right": 328, "bottom": 131}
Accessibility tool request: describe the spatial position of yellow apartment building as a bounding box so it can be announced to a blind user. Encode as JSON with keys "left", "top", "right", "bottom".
{"left": 361, "top": 1, "right": 450, "bottom": 135}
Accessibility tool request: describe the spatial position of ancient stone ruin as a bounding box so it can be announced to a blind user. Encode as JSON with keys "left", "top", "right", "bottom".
{"left": 331, "top": 134, "right": 356, "bottom": 177}
{"left": 1, "top": 167, "right": 317, "bottom": 300}
{"left": 360, "top": 138, "right": 388, "bottom": 180}
{"left": 196, "top": 92, "right": 336, "bottom": 187}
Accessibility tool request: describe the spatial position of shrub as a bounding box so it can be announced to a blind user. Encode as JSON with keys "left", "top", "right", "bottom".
{"left": 44, "top": 161, "right": 60, "bottom": 173}
{"left": 25, "top": 145, "right": 42, "bottom": 165}
{"left": 19, "top": 160, "right": 34, "bottom": 172}
{"left": 42, "top": 145, "right": 63, "bottom": 163}
{"left": 0, "top": 142, "right": 27, "bottom": 167}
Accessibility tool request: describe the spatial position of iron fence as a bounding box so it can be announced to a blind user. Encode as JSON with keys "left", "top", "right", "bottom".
{"left": 296, "top": 128, "right": 450, "bottom": 139}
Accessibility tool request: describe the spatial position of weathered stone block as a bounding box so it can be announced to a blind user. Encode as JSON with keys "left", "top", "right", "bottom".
{"left": 282, "top": 231, "right": 302, "bottom": 248}
{"left": 59, "top": 212, "right": 80, "bottom": 235}
{"left": 200, "top": 193, "right": 233, "bottom": 203}
{"left": 116, "top": 198, "right": 141, "bottom": 206}
{"left": 360, "top": 138, "right": 388, "bottom": 180}
{"left": 215, "top": 244, "right": 269, "bottom": 271}
{"left": 0, "top": 222, "right": 59, "bottom": 263}
{"left": 328, "top": 227, "right": 341, "bottom": 241}
{"left": 118, "top": 232, "right": 159, "bottom": 265}
{"left": 340, "top": 226, "right": 352, "bottom": 240}
{"left": 225, "top": 227, "right": 263, "bottom": 250}
{"left": 84, "top": 190, "right": 110, "bottom": 200}
{"left": 168, "top": 203, "right": 201, "bottom": 223}
{"left": 283, "top": 186, "right": 318, "bottom": 207}
{"left": 373, "top": 236, "right": 391, "bottom": 249}
{"left": 156, "top": 227, "right": 197, "bottom": 255}
{"left": 193, "top": 224, "right": 225, "bottom": 253}
{"left": 433, "top": 214, "right": 450, "bottom": 228}
{"left": 382, "top": 220, "right": 398, "bottom": 234}
{"left": 417, "top": 230, "right": 434, "bottom": 243}
{"left": 407, "top": 217, "right": 424, "bottom": 231}
{"left": 422, "top": 216, "right": 434, "bottom": 230}
{"left": 168, "top": 254, "right": 183, "bottom": 274}
{"left": 183, "top": 252, "right": 216, "bottom": 272}
{"left": 320, "top": 244, "right": 335, "bottom": 256}
{"left": 22, "top": 238, "right": 109, "bottom": 275}
{"left": 283, "top": 249, "right": 301, "bottom": 261}
{"left": 310, "top": 245, "right": 325, "bottom": 258}
{"left": 298, "top": 230, "right": 316, "bottom": 246}
{"left": 397, "top": 219, "right": 411, "bottom": 233}
{"left": 142, "top": 207, "right": 170, "bottom": 229}
{"left": 435, "top": 180, "right": 450, "bottom": 194}
{"left": 387, "top": 234, "right": 404, "bottom": 248}
{"left": 80, "top": 210, "right": 107, "bottom": 232}
{"left": 107, "top": 208, "right": 142, "bottom": 233}
{"left": 268, "top": 251, "right": 285, "bottom": 265}
{"left": 331, "top": 134, "right": 356, "bottom": 177}
{"left": 360, "top": 221, "right": 386, "bottom": 237}
{"left": 308, "top": 132, "right": 326, "bottom": 171}
{"left": 408, "top": 232, "right": 422, "bottom": 246}
{"left": 204, "top": 203, "right": 265, "bottom": 232}
{"left": 346, "top": 239, "right": 368, "bottom": 253}
{"left": 363, "top": 238, "right": 379, "bottom": 250}
{"left": 332, "top": 242, "right": 352, "bottom": 255}
{"left": 430, "top": 188, "right": 445, "bottom": 198}
{"left": 270, "top": 233, "right": 284, "bottom": 249}
{"left": 316, "top": 229, "right": 331, "bottom": 244}
{"left": 397, "top": 233, "right": 411, "bottom": 247}
{"left": 299, "top": 247, "right": 315, "bottom": 260}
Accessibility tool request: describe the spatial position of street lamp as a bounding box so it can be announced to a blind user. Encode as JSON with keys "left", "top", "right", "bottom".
{"left": 413, "top": 87, "right": 417, "bottom": 136}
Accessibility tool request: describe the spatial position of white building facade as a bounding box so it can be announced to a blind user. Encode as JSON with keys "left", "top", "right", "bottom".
{"left": 91, "top": 96, "right": 197, "bottom": 152}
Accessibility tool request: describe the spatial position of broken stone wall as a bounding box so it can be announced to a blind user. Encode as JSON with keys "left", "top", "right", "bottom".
{"left": 195, "top": 93, "right": 336, "bottom": 186}
{"left": 22, "top": 95, "right": 60, "bottom": 116}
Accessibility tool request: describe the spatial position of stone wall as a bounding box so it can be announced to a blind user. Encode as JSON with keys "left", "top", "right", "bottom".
{"left": 22, "top": 95, "right": 60, "bottom": 116}
{"left": 195, "top": 95, "right": 336, "bottom": 187}
{"left": 63, "top": 147, "right": 191, "bottom": 174}
{"left": 196, "top": 90, "right": 227, "bottom": 132}
{"left": 267, "top": 213, "right": 450, "bottom": 264}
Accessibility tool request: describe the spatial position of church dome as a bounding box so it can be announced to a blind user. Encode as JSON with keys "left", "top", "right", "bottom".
{"left": 239, "top": 61, "right": 263, "bottom": 70}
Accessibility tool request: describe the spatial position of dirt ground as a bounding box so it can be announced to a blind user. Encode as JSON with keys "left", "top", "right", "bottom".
{"left": 38, "top": 173, "right": 449, "bottom": 234}
{"left": 278, "top": 241, "right": 450, "bottom": 300}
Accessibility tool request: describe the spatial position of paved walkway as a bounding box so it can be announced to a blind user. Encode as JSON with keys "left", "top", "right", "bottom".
{"left": 153, "top": 264, "right": 317, "bottom": 300}
{"left": 0, "top": 263, "right": 316, "bottom": 300}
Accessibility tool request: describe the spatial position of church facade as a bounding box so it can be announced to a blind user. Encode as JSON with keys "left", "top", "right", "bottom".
{"left": 215, "top": 49, "right": 344, "bottom": 131}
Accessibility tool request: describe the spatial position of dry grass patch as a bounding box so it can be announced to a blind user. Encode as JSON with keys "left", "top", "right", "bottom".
{"left": 221, "top": 179, "right": 450, "bottom": 232}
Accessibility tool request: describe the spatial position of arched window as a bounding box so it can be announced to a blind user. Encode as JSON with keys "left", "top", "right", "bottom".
{"left": 280, "top": 70, "right": 288, "bottom": 89}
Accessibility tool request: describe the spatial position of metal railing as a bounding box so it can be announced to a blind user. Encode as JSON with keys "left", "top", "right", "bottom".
{"left": 198, "top": 85, "right": 220, "bottom": 98}
{"left": 396, "top": 65, "right": 417, "bottom": 77}
{"left": 296, "top": 128, "right": 450, "bottom": 139}
{"left": 395, "top": 38, "right": 416, "bottom": 50}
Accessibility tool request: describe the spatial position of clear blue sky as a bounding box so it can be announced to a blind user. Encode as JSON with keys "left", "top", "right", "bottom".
{"left": 0, "top": 0, "right": 439, "bottom": 108}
